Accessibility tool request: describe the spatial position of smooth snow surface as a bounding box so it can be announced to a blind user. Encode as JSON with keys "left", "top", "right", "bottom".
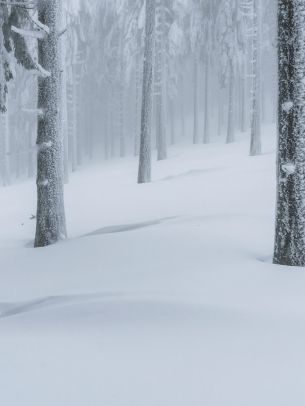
{"left": 1, "top": 126, "right": 305, "bottom": 406}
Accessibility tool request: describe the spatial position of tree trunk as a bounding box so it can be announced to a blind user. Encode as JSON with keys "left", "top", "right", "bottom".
{"left": 0, "top": 110, "right": 9, "bottom": 186}
{"left": 35, "top": 0, "right": 67, "bottom": 247}
{"left": 138, "top": 0, "right": 155, "bottom": 184}
{"left": 250, "top": 0, "right": 262, "bottom": 156}
{"left": 226, "top": 60, "right": 234, "bottom": 143}
{"left": 193, "top": 57, "right": 199, "bottom": 144}
{"left": 203, "top": 58, "right": 210, "bottom": 144}
{"left": 155, "top": 0, "right": 167, "bottom": 160}
{"left": 274, "top": 0, "right": 305, "bottom": 266}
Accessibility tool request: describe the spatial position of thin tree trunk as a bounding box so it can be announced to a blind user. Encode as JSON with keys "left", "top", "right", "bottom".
{"left": 250, "top": 0, "right": 262, "bottom": 156}
{"left": 193, "top": 57, "right": 199, "bottom": 144}
{"left": 203, "top": 58, "right": 210, "bottom": 144}
{"left": 138, "top": 0, "right": 155, "bottom": 184}
{"left": 226, "top": 60, "right": 234, "bottom": 143}
{"left": 155, "top": 0, "right": 167, "bottom": 160}
{"left": 0, "top": 110, "right": 9, "bottom": 186}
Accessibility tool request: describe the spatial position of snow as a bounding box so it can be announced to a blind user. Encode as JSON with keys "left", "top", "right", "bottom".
{"left": 282, "top": 101, "right": 293, "bottom": 113}
{"left": 282, "top": 162, "right": 296, "bottom": 175}
{"left": 1, "top": 125, "right": 305, "bottom": 406}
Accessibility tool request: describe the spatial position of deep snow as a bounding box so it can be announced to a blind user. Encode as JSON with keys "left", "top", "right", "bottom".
{"left": 1, "top": 126, "right": 305, "bottom": 406}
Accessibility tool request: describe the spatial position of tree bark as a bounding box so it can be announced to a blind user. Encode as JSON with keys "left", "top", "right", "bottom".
{"left": 138, "top": 0, "right": 155, "bottom": 184}
{"left": 250, "top": 0, "right": 262, "bottom": 156}
{"left": 274, "top": 0, "right": 305, "bottom": 266}
{"left": 193, "top": 57, "right": 199, "bottom": 144}
{"left": 35, "top": 0, "right": 67, "bottom": 247}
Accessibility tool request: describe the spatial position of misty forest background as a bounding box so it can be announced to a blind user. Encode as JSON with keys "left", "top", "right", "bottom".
{"left": 0, "top": 0, "right": 276, "bottom": 187}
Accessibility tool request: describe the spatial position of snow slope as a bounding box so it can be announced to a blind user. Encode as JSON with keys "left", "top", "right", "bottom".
{"left": 1, "top": 126, "right": 305, "bottom": 406}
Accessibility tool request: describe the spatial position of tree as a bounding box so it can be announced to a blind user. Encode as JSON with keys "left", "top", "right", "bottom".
{"left": 217, "top": 0, "right": 243, "bottom": 144}
{"left": 155, "top": 0, "right": 168, "bottom": 160}
{"left": 249, "top": 0, "right": 262, "bottom": 156}
{"left": 35, "top": 0, "right": 67, "bottom": 247}
{"left": 138, "top": 0, "right": 155, "bottom": 183}
{"left": 274, "top": 0, "right": 305, "bottom": 266}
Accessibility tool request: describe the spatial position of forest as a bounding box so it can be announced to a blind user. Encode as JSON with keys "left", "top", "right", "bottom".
{"left": 1, "top": 0, "right": 305, "bottom": 405}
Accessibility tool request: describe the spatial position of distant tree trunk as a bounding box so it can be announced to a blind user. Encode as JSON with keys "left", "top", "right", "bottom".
{"left": 0, "top": 109, "right": 9, "bottom": 186}
{"left": 274, "top": 0, "right": 305, "bottom": 266}
{"left": 134, "top": 32, "right": 142, "bottom": 156}
{"left": 169, "top": 98, "right": 175, "bottom": 145}
{"left": 217, "top": 85, "right": 223, "bottom": 137}
{"left": 155, "top": 0, "right": 167, "bottom": 160}
{"left": 250, "top": 0, "right": 262, "bottom": 156}
{"left": 179, "top": 74, "right": 185, "bottom": 138}
{"left": 240, "top": 57, "right": 247, "bottom": 133}
{"left": 193, "top": 57, "right": 199, "bottom": 144}
{"left": 226, "top": 60, "right": 234, "bottom": 143}
{"left": 138, "top": 0, "right": 155, "bottom": 184}
{"left": 35, "top": 0, "right": 67, "bottom": 248}
{"left": 203, "top": 58, "right": 210, "bottom": 144}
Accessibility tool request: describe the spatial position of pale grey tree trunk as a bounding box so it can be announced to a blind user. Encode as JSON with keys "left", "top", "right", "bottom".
{"left": 169, "top": 98, "right": 175, "bottom": 145}
{"left": 155, "top": 0, "right": 167, "bottom": 161}
{"left": 179, "top": 74, "right": 185, "bottom": 138}
{"left": 35, "top": 0, "right": 67, "bottom": 247}
{"left": 134, "top": 32, "right": 142, "bottom": 156}
{"left": 193, "top": 57, "right": 199, "bottom": 144}
{"left": 0, "top": 109, "right": 9, "bottom": 186}
{"left": 240, "top": 57, "right": 247, "bottom": 133}
{"left": 226, "top": 60, "right": 234, "bottom": 143}
{"left": 203, "top": 58, "right": 210, "bottom": 144}
{"left": 138, "top": 0, "right": 155, "bottom": 184}
{"left": 274, "top": 0, "right": 305, "bottom": 266}
{"left": 250, "top": 0, "right": 262, "bottom": 156}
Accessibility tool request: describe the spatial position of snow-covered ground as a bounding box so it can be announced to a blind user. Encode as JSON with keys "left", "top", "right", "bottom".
{"left": 1, "top": 126, "right": 305, "bottom": 406}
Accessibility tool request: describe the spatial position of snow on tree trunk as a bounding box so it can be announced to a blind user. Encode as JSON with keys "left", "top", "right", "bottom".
{"left": 155, "top": 0, "right": 167, "bottom": 161}
{"left": 35, "top": 0, "right": 67, "bottom": 248}
{"left": 138, "top": 0, "right": 155, "bottom": 184}
{"left": 250, "top": 0, "right": 262, "bottom": 156}
{"left": 274, "top": 0, "right": 305, "bottom": 266}
{"left": 61, "top": 10, "right": 69, "bottom": 183}
{"left": 226, "top": 60, "right": 234, "bottom": 144}
{"left": 193, "top": 57, "right": 199, "bottom": 144}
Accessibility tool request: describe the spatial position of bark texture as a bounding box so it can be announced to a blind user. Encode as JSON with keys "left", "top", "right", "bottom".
{"left": 35, "top": 0, "right": 67, "bottom": 247}
{"left": 138, "top": 0, "right": 155, "bottom": 184}
{"left": 274, "top": 0, "right": 305, "bottom": 266}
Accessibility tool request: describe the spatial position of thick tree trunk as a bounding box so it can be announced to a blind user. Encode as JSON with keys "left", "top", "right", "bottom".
{"left": 138, "top": 0, "right": 155, "bottom": 184}
{"left": 250, "top": 0, "right": 262, "bottom": 156}
{"left": 274, "top": 0, "right": 305, "bottom": 266}
{"left": 35, "top": 0, "right": 67, "bottom": 247}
